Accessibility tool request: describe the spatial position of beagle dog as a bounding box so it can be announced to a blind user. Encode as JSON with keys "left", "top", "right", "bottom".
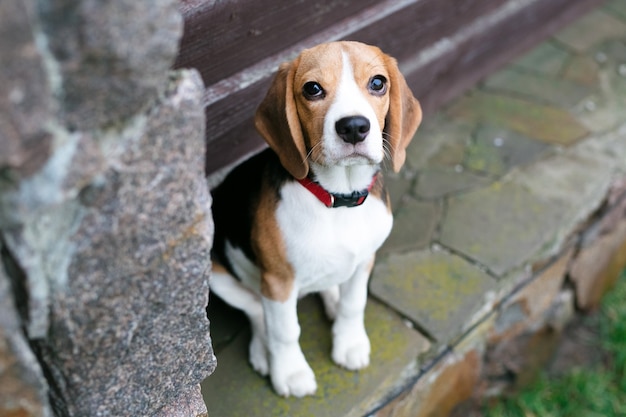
{"left": 210, "top": 41, "right": 422, "bottom": 397}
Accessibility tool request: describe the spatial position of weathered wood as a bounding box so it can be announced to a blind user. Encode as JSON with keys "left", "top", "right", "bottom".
{"left": 175, "top": 0, "right": 381, "bottom": 87}
{"left": 174, "top": 0, "right": 603, "bottom": 177}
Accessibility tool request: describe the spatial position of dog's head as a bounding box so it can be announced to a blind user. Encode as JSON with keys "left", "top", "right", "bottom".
{"left": 255, "top": 41, "right": 422, "bottom": 179}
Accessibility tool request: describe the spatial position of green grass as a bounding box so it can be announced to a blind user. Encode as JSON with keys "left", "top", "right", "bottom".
{"left": 485, "top": 269, "right": 626, "bottom": 417}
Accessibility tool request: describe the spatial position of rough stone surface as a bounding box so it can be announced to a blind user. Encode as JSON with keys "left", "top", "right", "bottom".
{"left": 606, "top": 0, "right": 626, "bottom": 22}
{"left": 0, "top": 0, "right": 52, "bottom": 177}
{"left": 553, "top": 9, "right": 626, "bottom": 53}
{"left": 37, "top": 0, "right": 183, "bottom": 131}
{"left": 446, "top": 91, "right": 589, "bottom": 146}
{"left": 574, "top": 41, "right": 626, "bottom": 133}
{"left": 440, "top": 139, "right": 617, "bottom": 276}
{"left": 378, "top": 350, "right": 481, "bottom": 417}
{"left": 414, "top": 168, "right": 491, "bottom": 199}
{"left": 0, "top": 250, "right": 51, "bottom": 417}
{"left": 570, "top": 219, "right": 626, "bottom": 310}
{"left": 404, "top": 116, "right": 472, "bottom": 171}
{"left": 491, "top": 249, "right": 573, "bottom": 343}
{"left": 562, "top": 54, "right": 599, "bottom": 86}
{"left": 513, "top": 41, "right": 569, "bottom": 76}
{"left": 384, "top": 173, "right": 415, "bottom": 209}
{"left": 439, "top": 180, "right": 563, "bottom": 276}
{"left": 0, "top": 2, "right": 216, "bottom": 416}
{"left": 482, "top": 67, "right": 594, "bottom": 108}
{"left": 381, "top": 198, "right": 441, "bottom": 253}
{"left": 370, "top": 250, "right": 495, "bottom": 344}
{"left": 465, "top": 125, "right": 549, "bottom": 177}
{"left": 202, "top": 296, "right": 429, "bottom": 417}
{"left": 153, "top": 385, "right": 208, "bottom": 417}
{"left": 29, "top": 71, "right": 214, "bottom": 417}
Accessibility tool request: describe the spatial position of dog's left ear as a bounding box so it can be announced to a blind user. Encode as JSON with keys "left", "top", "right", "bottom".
{"left": 384, "top": 55, "right": 422, "bottom": 172}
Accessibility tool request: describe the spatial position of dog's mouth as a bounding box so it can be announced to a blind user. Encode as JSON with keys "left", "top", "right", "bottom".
{"left": 335, "top": 150, "right": 380, "bottom": 166}
{"left": 318, "top": 132, "right": 384, "bottom": 167}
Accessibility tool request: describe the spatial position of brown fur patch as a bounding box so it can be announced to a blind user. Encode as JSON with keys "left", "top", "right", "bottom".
{"left": 293, "top": 44, "right": 343, "bottom": 164}
{"left": 251, "top": 176, "right": 295, "bottom": 302}
{"left": 370, "top": 174, "right": 392, "bottom": 213}
{"left": 211, "top": 261, "right": 229, "bottom": 275}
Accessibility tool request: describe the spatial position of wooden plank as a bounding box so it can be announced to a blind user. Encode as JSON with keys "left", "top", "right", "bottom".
{"left": 174, "top": 0, "right": 602, "bottom": 177}
{"left": 175, "top": 0, "right": 381, "bottom": 87}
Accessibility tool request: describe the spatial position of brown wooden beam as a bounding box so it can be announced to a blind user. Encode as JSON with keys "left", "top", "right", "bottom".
{"left": 174, "top": 0, "right": 603, "bottom": 177}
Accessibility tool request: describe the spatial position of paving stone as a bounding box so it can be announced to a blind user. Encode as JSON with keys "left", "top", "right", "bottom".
{"left": 370, "top": 249, "right": 495, "bottom": 344}
{"left": 405, "top": 115, "right": 473, "bottom": 171}
{"left": 465, "top": 125, "right": 550, "bottom": 177}
{"left": 385, "top": 172, "right": 415, "bottom": 210}
{"left": 201, "top": 296, "right": 429, "bottom": 417}
{"left": 513, "top": 41, "right": 570, "bottom": 76}
{"left": 441, "top": 138, "right": 617, "bottom": 277}
{"left": 439, "top": 180, "right": 563, "bottom": 276}
{"left": 553, "top": 10, "right": 626, "bottom": 53}
{"left": 562, "top": 54, "right": 600, "bottom": 86}
{"left": 513, "top": 146, "right": 615, "bottom": 259}
{"left": 381, "top": 198, "right": 441, "bottom": 253}
{"left": 414, "top": 168, "right": 492, "bottom": 199}
{"left": 572, "top": 41, "right": 626, "bottom": 132}
{"left": 452, "top": 312, "right": 497, "bottom": 354}
{"left": 482, "top": 67, "right": 594, "bottom": 107}
{"left": 605, "top": 0, "right": 626, "bottom": 22}
{"left": 596, "top": 38, "right": 626, "bottom": 62}
{"left": 446, "top": 91, "right": 588, "bottom": 146}
{"left": 574, "top": 92, "right": 626, "bottom": 133}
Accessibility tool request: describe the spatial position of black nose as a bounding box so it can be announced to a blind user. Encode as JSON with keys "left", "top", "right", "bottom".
{"left": 335, "top": 116, "right": 370, "bottom": 144}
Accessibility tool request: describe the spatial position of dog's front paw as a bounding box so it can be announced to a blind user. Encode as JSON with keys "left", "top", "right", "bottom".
{"left": 249, "top": 335, "right": 269, "bottom": 376}
{"left": 332, "top": 330, "right": 371, "bottom": 371}
{"left": 271, "top": 360, "right": 317, "bottom": 397}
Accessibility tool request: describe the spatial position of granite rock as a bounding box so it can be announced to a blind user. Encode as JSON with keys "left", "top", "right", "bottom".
{"left": 37, "top": 0, "right": 183, "bottom": 130}
{"left": 0, "top": 249, "right": 51, "bottom": 417}
{"left": 0, "top": 0, "right": 53, "bottom": 177}
{"left": 29, "top": 70, "right": 215, "bottom": 417}
{"left": 0, "top": 1, "right": 216, "bottom": 415}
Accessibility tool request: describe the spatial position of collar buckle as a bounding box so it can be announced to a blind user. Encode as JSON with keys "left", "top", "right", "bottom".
{"left": 297, "top": 174, "right": 377, "bottom": 209}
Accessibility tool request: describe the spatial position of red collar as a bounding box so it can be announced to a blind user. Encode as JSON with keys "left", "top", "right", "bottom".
{"left": 296, "top": 174, "right": 378, "bottom": 208}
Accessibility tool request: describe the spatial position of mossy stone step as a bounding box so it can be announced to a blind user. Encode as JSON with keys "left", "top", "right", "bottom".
{"left": 202, "top": 296, "right": 429, "bottom": 417}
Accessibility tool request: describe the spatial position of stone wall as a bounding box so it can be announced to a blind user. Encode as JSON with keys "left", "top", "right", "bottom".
{"left": 0, "top": 1, "right": 216, "bottom": 416}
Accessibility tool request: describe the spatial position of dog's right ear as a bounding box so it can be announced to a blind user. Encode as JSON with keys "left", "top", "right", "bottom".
{"left": 255, "top": 60, "right": 309, "bottom": 180}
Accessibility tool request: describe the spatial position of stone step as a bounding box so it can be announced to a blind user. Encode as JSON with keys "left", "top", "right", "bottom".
{"left": 202, "top": 3, "right": 626, "bottom": 415}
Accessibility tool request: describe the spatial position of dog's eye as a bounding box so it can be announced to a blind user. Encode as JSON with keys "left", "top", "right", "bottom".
{"left": 368, "top": 75, "right": 387, "bottom": 95}
{"left": 303, "top": 82, "right": 325, "bottom": 100}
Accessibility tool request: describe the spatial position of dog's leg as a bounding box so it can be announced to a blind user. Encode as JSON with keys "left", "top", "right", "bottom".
{"left": 262, "top": 291, "right": 317, "bottom": 397}
{"left": 331, "top": 256, "right": 373, "bottom": 370}
{"left": 209, "top": 267, "right": 269, "bottom": 376}
{"left": 320, "top": 285, "right": 340, "bottom": 321}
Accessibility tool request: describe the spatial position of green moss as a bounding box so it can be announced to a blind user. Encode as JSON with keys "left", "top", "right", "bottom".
{"left": 203, "top": 296, "right": 428, "bottom": 417}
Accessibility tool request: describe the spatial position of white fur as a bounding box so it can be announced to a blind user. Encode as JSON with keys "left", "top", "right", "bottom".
{"left": 210, "top": 48, "right": 393, "bottom": 397}
{"left": 321, "top": 52, "right": 385, "bottom": 172}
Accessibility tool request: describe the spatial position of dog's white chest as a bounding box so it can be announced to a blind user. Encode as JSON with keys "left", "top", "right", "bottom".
{"left": 276, "top": 182, "right": 392, "bottom": 295}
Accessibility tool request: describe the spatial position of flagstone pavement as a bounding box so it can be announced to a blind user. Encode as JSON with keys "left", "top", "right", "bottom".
{"left": 202, "top": 3, "right": 626, "bottom": 416}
